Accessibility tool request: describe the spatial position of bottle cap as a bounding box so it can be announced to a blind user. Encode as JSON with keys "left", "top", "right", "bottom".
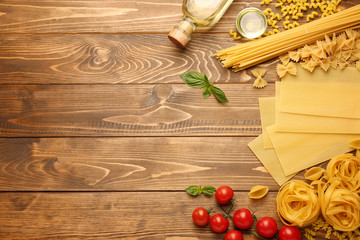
{"left": 168, "top": 28, "right": 190, "bottom": 49}
{"left": 168, "top": 19, "right": 195, "bottom": 48}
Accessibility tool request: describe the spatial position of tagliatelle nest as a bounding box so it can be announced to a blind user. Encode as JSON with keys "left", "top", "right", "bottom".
{"left": 276, "top": 180, "right": 321, "bottom": 227}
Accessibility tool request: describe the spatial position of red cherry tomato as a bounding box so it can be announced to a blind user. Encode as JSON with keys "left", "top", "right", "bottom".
{"left": 279, "top": 226, "right": 301, "bottom": 240}
{"left": 192, "top": 207, "right": 210, "bottom": 226}
{"left": 215, "top": 185, "right": 234, "bottom": 205}
{"left": 210, "top": 214, "right": 229, "bottom": 233}
{"left": 256, "top": 216, "right": 278, "bottom": 238}
{"left": 232, "top": 208, "right": 254, "bottom": 230}
{"left": 224, "top": 230, "right": 244, "bottom": 240}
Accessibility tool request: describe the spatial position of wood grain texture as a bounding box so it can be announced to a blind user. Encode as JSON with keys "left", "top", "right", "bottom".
{"left": 0, "top": 191, "right": 282, "bottom": 239}
{"left": 0, "top": 33, "right": 280, "bottom": 84}
{"left": 0, "top": 84, "right": 274, "bottom": 137}
{"left": 0, "top": 137, "right": 304, "bottom": 191}
{"left": 0, "top": 0, "right": 355, "bottom": 33}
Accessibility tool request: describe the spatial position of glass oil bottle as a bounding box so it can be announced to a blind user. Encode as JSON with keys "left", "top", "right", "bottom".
{"left": 168, "top": 0, "right": 233, "bottom": 48}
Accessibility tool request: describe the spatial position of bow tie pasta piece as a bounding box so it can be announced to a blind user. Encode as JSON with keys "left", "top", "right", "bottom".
{"left": 276, "top": 62, "right": 297, "bottom": 78}
{"left": 288, "top": 50, "right": 301, "bottom": 62}
{"left": 279, "top": 54, "right": 290, "bottom": 65}
{"left": 251, "top": 68, "right": 268, "bottom": 88}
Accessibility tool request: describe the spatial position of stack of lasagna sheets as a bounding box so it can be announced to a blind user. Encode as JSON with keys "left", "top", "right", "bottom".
{"left": 248, "top": 65, "right": 360, "bottom": 185}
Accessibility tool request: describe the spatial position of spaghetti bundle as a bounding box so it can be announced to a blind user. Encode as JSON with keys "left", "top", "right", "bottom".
{"left": 215, "top": 5, "right": 360, "bottom": 71}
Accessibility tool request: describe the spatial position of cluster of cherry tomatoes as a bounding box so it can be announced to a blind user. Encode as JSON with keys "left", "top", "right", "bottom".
{"left": 191, "top": 185, "right": 301, "bottom": 240}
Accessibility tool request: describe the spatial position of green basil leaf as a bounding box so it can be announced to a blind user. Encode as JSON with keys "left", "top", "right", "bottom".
{"left": 211, "top": 86, "right": 229, "bottom": 103}
{"left": 180, "top": 71, "right": 209, "bottom": 88}
{"left": 201, "top": 186, "right": 216, "bottom": 196}
{"left": 185, "top": 185, "right": 202, "bottom": 196}
{"left": 203, "top": 86, "right": 212, "bottom": 99}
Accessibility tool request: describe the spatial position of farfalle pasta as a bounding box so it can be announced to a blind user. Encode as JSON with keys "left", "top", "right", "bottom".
{"left": 280, "top": 29, "right": 360, "bottom": 75}
{"left": 277, "top": 62, "right": 297, "bottom": 78}
{"left": 251, "top": 68, "right": 268, "bottom": 88}
{"left": 276, "top": 180, "right": 321, "bottom": 227}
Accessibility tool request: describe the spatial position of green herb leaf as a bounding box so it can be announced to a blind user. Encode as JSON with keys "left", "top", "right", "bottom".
{"left": 203, "top": 86, "right": 212, "bottom": 99}
{"left": 201, "top": 186, "right": 216, "bottom": 196}
{"left": 180, "top": 71, "right": 210, "bottom": 88}
{"left": 185, "top": 185, "right": 202, "bottom": 196}
{"left": 180, "top": 71, "right": 229, "bottom": 103}
{"left": 211, "top": 86, "right": 229, "bottom": 103}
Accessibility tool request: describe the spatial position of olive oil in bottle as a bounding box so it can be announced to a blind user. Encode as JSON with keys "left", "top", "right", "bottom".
{"left": 168, "top": 0, "right": 233, "bottom": 48}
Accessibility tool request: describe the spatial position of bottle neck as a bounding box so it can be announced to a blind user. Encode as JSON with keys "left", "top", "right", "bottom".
{"left": 174, "top": 17, "right": 197, "bottom": 39}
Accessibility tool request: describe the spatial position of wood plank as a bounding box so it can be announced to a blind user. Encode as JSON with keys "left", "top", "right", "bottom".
{"left": 0, "top": 33, "right": 280, "bottom": 84}
{"left": 0, "top": 84, "right": 274, "bottom": 137}
{"left": 0, "top": 191, "right": 283, "bottom": 239}
{"left": 0, "top": 137, "right": 304, "bottom": 191}
{"left": 0, "top": 0, "right": 355, "bottom": 33}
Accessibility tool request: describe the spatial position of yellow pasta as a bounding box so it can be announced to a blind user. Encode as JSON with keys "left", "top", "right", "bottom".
{"left": 251, "top": 68, "right": 268, "bottom": 88}
{"left": 304, "top": 167, "right": 325, "bottom": 180}
{"left": 276, "top": 180, "right": 321, "bottom": 227}
{"left": 263, "top": 8, "right": 273, "bottom": 16}
{"left": 279, "top": 53, "right": 291, "bottom": 65}
{"left": 306, "top": 11, "right": 319, "bottom": 21}
{"left": 276, "top": 62, "right": 297, "bottom": 78}
{"left": 229, "top": 29, "right": 242, "bottom": 40}
{"left": 326, "top": 153, "right": 360, "bottom": 194}
{"left": 356, "top": 61, "right": 360, "bottom": 71}
{"left": 248, "top": 185, "right": 269, "bottom": 199}
{"left": 319, "top": 179, "right": 360, "bottom": 231}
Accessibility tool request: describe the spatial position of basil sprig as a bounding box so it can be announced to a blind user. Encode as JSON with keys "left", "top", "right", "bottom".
{"left": 185, "top": 185, "right": 216, "bottom": 196}
{"left": 180, "top": 71, "right": 229, "bottom": 103}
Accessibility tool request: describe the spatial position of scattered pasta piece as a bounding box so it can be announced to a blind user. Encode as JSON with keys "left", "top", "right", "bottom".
{"left": 305, "top": 167, "right": 325, "bottom": 181}
{"left": 277, "top": 62, "right": 297, "bottom": 78}
{"left": 248, "top": 185, "right": 269, "bottom": 199}
{"left": 251, "top": 68, "right": 268, "bottom": 88}
{"left": 279, "top": 54, "right": 290, "bottom": 65}
{"left": 277, "top": 180, "right": 321, "bottom": 227}
{"left": 356, "top": 61, "right": 360, "bottom": 71}
{"left": 229, "top": 29, "right": 241, "bottom": 40}
{"left": 288, "top": 50, "right": 301, "bottom": 62}
{"left": 349, "top": 138, "right": 360, "bottom": 158}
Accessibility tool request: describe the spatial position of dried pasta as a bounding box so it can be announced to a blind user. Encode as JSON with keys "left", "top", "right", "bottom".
{"left": 326, "top": 153, "right": 360, "bottom": 194}
{"left": 276, "top": 180, "right": 321, "bottom": 227}
{"left": 229, "top": 29, "right": 241, "bottom": 40}
{"left": 304, "top": 167, "right": 325, "bottom": 181}
{"left": 215, "top": 5, "right": 360, "bottom": 71}
{"left": 251, "top": 68, "right": 268, "bottom": 88}
{"left": 319, "top": 179, "right": 360, "bottom": 231}
{"left": 349, "top": 138, "right": 360, "bottom": 158}
{"left": 276, "top": 62, "right": 297, "bottom": 78}
{"left": 248, "top": 185, "right": 269, "bottom": 199}
{"left": 280, "top": 28, "right": 360, "bottom": 74}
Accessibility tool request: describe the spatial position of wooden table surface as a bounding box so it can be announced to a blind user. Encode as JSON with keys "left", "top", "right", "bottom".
{"left": 0, "top": 0, "right": 358, "bottom": 239}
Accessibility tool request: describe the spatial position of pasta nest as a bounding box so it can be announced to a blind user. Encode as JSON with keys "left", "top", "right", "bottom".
{"left": 319, "top": 179, "right": 360, "bottom": 232}
{"left": 326, "top": 153, "right": 360, "bottom": 194}
{"left": 276, "top": 180, "right": 320, "bottom": 227}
